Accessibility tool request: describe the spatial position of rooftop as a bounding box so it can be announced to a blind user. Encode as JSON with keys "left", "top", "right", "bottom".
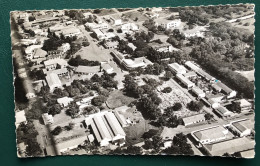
{"left": 231, "top": 119, "right": 254, "bottom": 133}
{"left": 75, "top": 65, "right": 100, "bottom": 74}
{"left": 204, "top": 137, "right": 255, "bottom": 156}
{"left": 193, "top": 125, "right": 227, "bottom": 141}
{"left": 183, "top": 114, "right": 205, "bottom": 125}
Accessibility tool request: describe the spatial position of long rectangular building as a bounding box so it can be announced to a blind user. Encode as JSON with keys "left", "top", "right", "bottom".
{"left": 87, "top": 112, "right": 126, "bottom": 147}
{"left": 176, "top": 74, "right": 195, "bottom": 89}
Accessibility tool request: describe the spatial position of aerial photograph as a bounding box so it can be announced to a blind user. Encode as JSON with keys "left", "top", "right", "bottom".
{"left": 11, "top": 4, "right": 255, "bottom": 158}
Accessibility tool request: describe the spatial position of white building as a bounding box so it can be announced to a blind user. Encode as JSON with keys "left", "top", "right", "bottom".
{"left": 85, "top": 22, "right": 109, "bottom": 30}
{"left": 44, "top": 59, "right": 68, "bottom": 71}
{"left": 45, "top": 73, "right": 62, "bottom": 92}
{"left": 229, "top": 119, "right": 254, "bottom": 137}
{"left": 42, "top": 113, "right": 54, "bottom": 125}
{"left": 191, "top": 125, "right": 229, "bottom": 145}
{"left": 176, "top": 74, "right": 195, "bottom": 89}
{"left": 154, "top": 18, "right": 181, "bottom": 29}
{"left": 214, "top": 106, "right": 234, "bottom": 118}
{"left": 57, "top": 96, "right": 74, "bottom": 107}
{"left": 183, "top": 114, "right": 205, "bottom": 126}
{"left": 110, "top": 16, "right": 122, "bottom": 25}
{"left": 168, "top": 63, "right": 187, "bottom": 75}
{"left": 101, "top": 63, "right": 114, "bottom": 74}
{"left": 192, "top": 86, "right": 206, "bottom": 98}
{"left": 15, "top": 110, "right": 27, "bottom": 128}
{"left": 74, "top": 65, "right": 100, "bottom": 75}
{"left": 85, "top": 111, "right": 126, "bottom": 146}
{"left": 121, "top": 23, "right": 139, "bottom": 33}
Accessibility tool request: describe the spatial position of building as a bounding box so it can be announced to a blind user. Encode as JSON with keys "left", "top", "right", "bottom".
{"left": 206, "top": 94, "right": 224, "bottom": 109}
{"left": 15, "top": 110, "right": 27, "bottom": 127}
{"left": 25, "top": 45, "right": 43, "bottom": 59}
{"left": 17, "top": 142, "right": 27, "bottom": 157}
{"left": 127, "top": 43, "right": 137, "bottom": 51}
{"left": 229, "top": 119, "right": 254, "bottom": 137}
{"left": 214, "top": 106, "right": 233, "bottom": 118}
{"left": 212, "top": 82, "right": 237, "bottom": 98}
{"left": 185, "top": 61, "right": 200, "bottom": 72}
{"left": 44, "top": 59, "right": 68, "bottom": 71}
{"left": 148, "top": 42, "right": 177, "bottom": 52}
{"left": 182, "top": 114, "right": 205, "bottom": 126}
{"left": 92, "top": 29, "right": 116, "bottom": 40}
{"left": 18, "top": 38, "right": 38, "bottom": 46}
{"left": 122, "top": 57, "right": 153, "bottom": 71}
{"left": 42, "top": 113, "right": 54, "bottom": 125}
{"left": 74, "top": 65, "right": 100, "bottom": 75}
{"left": 185, "top": 61, "right": 215, "bottom": 82}
{"left": 176, "top": 74, "right": 195, "bottom": 89}
{"left": 232, "top": 99, "right": 252, "bottom": 113}
{"left": 192, "top": 86, "right": 205, "bottom": 98}
{"left": 203, "top": 137, "right": 255, "bottom": 157}
{"left": 58, "top": 43, "right": 70, "bottom": 53}
{"left": 85, "top": 112, "right": 126, "bottom": 146}
{"left": 55, "top": 27, "right": 81, "bottom": 38}
{"left": 110, "top": 15, "right": 122, "bottom": 25}
{"left": 45, "top": 136, "right": 87, "bottom": 156}
{"left": 85, "top": 22, "right": 109, "bottom": 30}
{"left": 168, "top": 63, "right": 187, "bottom": 75}
{"left": 101, "top": 63, "right": 114, "bottom": 74}
{"left": 239, "top": 149, "right": 255, "bottom": 158}
{"left": 114, "top": 110, "right": 128, "bottom": 127}
{"left": 57, "top": 96, "right": 74, "bottom": 107}
{"left": 121, "top": 23, "right": 139, "bottom": 33}
{"left": 144, "top": 12, "right": 159, "bottom": 19}
{"left": 45, "top": 73, "right": 62, "bottom": 92}
{"left": 32, "top": 48, "right": 47, "bottom": 59}
{"left": 17, "top": 68, "right": 27, "bottom": 78}
{"left": 44, "top": 68, "right": 69, "bottom": 78}
{"left": 183, "top": 26, "right": 207, "bottom": 38}
{"left": 183, "top": 71, "right": 197, "bottom": 78}
{"left": 103, "top": 41, "right": 119, "bottom": 49}
{"left": 191, "top": 125, "right": 228, "bottom": 145}
{"left": 47, "top": 50, "right": 63, "bottom": 59}
{"left": 154, "top": 18, "right": 181, "bottom": 29}
{"left": 24, "top": 79, "right": 36, "bottom": 99}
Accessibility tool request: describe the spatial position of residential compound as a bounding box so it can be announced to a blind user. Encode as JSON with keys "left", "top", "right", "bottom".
{"left": 12, "top": 5, "right": 255, "bottom": 158}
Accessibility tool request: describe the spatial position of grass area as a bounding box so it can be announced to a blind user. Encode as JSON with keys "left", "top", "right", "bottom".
{"left": 97, "top": 9, "right": 116, "bottom": 16}
{"left": 106, "top": 90, "right": 136, "bottom": 109}
{"left": 75, "top": 45, "right": 110, "bottom": 62}
{"left": 122, "top": 11, "right": 148, "bottom": 22}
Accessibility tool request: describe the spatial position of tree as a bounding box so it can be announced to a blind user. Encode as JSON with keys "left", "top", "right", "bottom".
{"left": 66, "top": 107, "right": 79, "bottom": 118}
{"left": 51, "top": 126, "right": 62, "bottom": 135}
{"left": 172, "top": 102, "right": 182, "bottom": 111}
{"left": 28, "top": 16, "right": 36, "bottom": 22}
{"left": 108, "top": 29, "right": 114, "bottom": 32}
{"left": 142, "top": 139, "right": 154, "bottom": 150}
{"left": 161, "top": 87, "right": 172, "bottom": 93}
{"left": 142, "top": 129, "right": 159, "bottom": 139}
{"left": 26, "top": 140, "right": 42, "bottom": 156}
{"left": 91, "top": 95, "right": 106, "bottom": 106}
{"left": 152, "top": 135, "right": 163, "bottom": 152}
{"left": 125, "top": 145, "right": 142, "bottom": 155}
{"left": 48, "top": 104, "right": 62, "bottom": 116}
{"left": 164, "top": 71, "right": 173, "bottom": 80}
{"left": 204, "top": 113, "right": 214, "bottom": 120}
{"left": 64, "top": 122, "right": 75, "bottom": 131}
{"left": 163, "top": 133, "right": 194, "bottom": 155}
{"left": 187, "top": 101, "right": 204, "bottom": 112}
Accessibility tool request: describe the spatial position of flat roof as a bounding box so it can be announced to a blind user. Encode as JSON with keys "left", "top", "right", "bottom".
{"left": 183, "top": 114, "right": 205, "bottom": 125}
{"left": 16, "top": 110, "right": 27, "bottom": 124}
{"left": 176, "top": 74, "right": 194, "bottom": 86}
{"left": 193, "top": 125, "right": 227, "bottom": 141}
{"left": 231, "top": 119, "right": 254, "bottom": 133}
{"left": 204, "top": 137, "right": 255, "bottom": 156}
{"left": 75, "top": 65, "right": 100, "bottom": 73}
{"left": 45, "top": 73, "right": 62, "bottom": 87}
